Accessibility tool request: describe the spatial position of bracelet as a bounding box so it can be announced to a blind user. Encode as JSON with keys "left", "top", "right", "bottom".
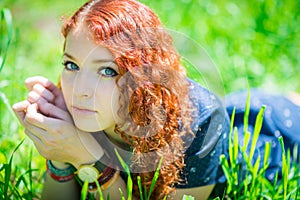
{"left": 88, "top": 167, "right": 119, "bottom": 192}
{"left": 46, "top": 160, "right": 76, "bottom": 182}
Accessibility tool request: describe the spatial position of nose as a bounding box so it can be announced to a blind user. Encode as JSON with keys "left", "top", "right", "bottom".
{"left": 73, "top": 73, "right": 94, "bottom": 99}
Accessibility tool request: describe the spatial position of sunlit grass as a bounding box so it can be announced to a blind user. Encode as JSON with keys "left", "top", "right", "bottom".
{"left": 1, "top": 1, "right": 300, "bottom": 199}
{"left": 220, "top": 91, "right": 300, "bottom": 200}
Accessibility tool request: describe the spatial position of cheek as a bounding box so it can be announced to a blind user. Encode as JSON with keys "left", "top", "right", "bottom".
{"left": 96, "top": 81, "right": 120, "bottom": 110}
{"left": 61, "top": 74, "right": 73, "bottom": 103}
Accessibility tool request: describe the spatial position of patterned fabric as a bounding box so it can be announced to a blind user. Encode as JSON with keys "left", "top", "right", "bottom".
{"left": 177, "top": 80, "right": 300, "bottom": 188}
{"left": 176, "top": 79, "right": 229, "bottom": 188}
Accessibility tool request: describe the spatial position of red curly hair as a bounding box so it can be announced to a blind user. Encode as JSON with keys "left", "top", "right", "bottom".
{"left": 61, "top": 0, "right": 194, "bottom": 199}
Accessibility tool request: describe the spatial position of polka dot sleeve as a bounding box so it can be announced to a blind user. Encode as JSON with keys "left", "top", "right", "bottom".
{"left": 176, "top": 79, "right": 230, "bottom": 188}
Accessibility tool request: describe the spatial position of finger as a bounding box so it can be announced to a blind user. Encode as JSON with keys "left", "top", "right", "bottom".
{"left": 25, "top": 103, "right": 49, "bottom": 130}
{"left": 37, "top": 99, "right": 73, "bottom": 122}
{"left": 32, "top": 84, "right": 55, "bottom": 103}
{"left": 27, "top": 92, "right": 72, "bottom": 122}
{"left": 27, "top": 90, "right": 54, "bottom": 106}
{"left": 27, "top": 90, "right": 44, "bottom": 104}
{"left": 25, "top": 103, "right": 67, "bottom": 130}
{"left": 25, "top": 76, "right": 67, "bottom": 110}
{"left": 25, "top": 76, "right": 53, "bottom": 91}
{"left": 25, "top": 76, "right": 61, "bottom": 101}
{"left": 12, "top": 100, "right": 31, "bottom": 125}
{"left": 45, "top": 80, "right": 67, "bottom": 110}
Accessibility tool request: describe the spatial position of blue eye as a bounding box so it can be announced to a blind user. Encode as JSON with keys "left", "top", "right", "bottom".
{"left": 63, "top": 61, "right": 79, "bottom": 71}
{"left": 99, "top": 67, "right": 118, "bottom": 77}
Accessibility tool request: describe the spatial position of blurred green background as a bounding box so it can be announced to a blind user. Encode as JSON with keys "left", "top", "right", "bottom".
{"left": 2, "top": 0, "right": 300, "bottom": 94}
{"left": 0, "top": 0, "right": 299, "bottom": 198}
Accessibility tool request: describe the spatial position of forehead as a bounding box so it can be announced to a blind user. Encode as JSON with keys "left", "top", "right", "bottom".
{"left": 64, "top": 26, "right": 114, "bottom": 61}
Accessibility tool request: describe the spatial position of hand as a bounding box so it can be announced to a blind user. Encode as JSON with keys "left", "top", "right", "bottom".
{"left": 25, "top": 76, "right": 67, "bottom": 112}
{"left": 13, "top": 77, "right": 104, "bottom": 168}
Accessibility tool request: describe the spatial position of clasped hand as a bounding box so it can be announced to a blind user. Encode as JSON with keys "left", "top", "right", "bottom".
{"left": 13, "top": 76, "right": 104, "bottom": 168}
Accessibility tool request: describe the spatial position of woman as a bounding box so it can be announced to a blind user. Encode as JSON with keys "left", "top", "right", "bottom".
{"left": 12, "top": 0, "right": 300, "bottom": 199}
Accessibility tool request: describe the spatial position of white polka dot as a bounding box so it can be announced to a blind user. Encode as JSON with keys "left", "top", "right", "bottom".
{"left": 205, "top": 105, "right": 213, "bottom": 110}
{"left": 204, "top": 177, "right": 210, "bottom": 183}
{"left": 272, "top": 141, "right": 277, "bottom": 147}
{"left": 265, "top": 107, "right": 272, "bottom": 118}
{"left": 210, "top": 150, "right": 216, "bottom": 157}
{"left": 253, "top": 98, "right": 261, "bottom": 108}
{"left": 217, "top": 124, "right": 223, "bottom": 131}
{"left": 268, "top": 173, "right": 274, "bottom": 180}
{"left": 190, "top": 167, "right": 196, "bottom": 173}
{"left": 257, "top": 141, "right": 263, "bottom": 148}
{"left": 274, "top": 130, "right": 281, "bottom": 137}
{"left": 210, "top": 95, "right": 216, "bottom": 100}
{"left": 223, "top": 133, "right": 227, "bottom": 139}
{"left": 285, "top": 120, "right": 293, "bottom": 128}
{"left": 283, "top": 109, "right": 291, "bottom": 117}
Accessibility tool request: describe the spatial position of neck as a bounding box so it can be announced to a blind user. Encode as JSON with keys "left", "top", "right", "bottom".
{"left": 103, "top": 128, "right": 131, "bottom": 151}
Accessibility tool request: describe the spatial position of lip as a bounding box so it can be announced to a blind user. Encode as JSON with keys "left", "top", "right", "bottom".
{"left": 72, "top": 106, "right": 97, "bottom": 116}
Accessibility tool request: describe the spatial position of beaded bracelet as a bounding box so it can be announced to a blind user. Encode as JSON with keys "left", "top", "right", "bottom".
{"left": 46, "top": 160, "right": 76, "bottom": 182}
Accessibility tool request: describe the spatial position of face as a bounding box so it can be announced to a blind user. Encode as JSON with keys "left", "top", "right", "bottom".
{"left": 61, "top": 25, "right": 120, "bottom": 134}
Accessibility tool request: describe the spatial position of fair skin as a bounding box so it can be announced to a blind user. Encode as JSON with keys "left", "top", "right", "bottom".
{"left": 13, "top": 25, "right": 214, "bottom": 200}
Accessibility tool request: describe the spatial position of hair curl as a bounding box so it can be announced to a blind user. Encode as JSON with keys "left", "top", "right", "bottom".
{"left": 61, "top": 0, "right": 194, "bottom": 198}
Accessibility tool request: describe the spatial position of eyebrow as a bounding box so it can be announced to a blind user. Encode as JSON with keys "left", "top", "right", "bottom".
{"left": 63, "top": 53, "right": 116, "bottom": 64}
{"left": 63, "top": 53, "right": 77, "bottom": 61}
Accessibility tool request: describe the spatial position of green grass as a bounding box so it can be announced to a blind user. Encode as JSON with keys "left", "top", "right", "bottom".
{"left": 1, "top": 0, "right": 300, "bottom": 199}
{"left": 220, "top": 91, "right": 300, "bottom": 200}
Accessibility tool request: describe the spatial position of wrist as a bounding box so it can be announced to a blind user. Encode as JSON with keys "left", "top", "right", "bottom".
{"left": 51, "top": 160, "right": 71, "bottom": 169}
{"left": 75, "top": 153, "right": 119, "bottom": 192}
{"left": 72, "top": 151, "right": 104, "bottom": 169}
{"left": 77, "top": 131, "right": 104, "bottom": 161}
{"left": 46, "top": 160, "right": 76, "bottom": 182}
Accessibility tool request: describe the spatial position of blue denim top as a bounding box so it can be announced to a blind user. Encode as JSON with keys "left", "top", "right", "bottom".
{"left": 177, "top": 79, "right": 300, "bottom": 188}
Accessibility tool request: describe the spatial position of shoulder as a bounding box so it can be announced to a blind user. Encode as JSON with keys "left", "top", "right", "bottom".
{"left": 186, "top": 78, "right": 229, "bottom": 147}
{"left": 177, "top": 79, "right": 229, "bottom": 188}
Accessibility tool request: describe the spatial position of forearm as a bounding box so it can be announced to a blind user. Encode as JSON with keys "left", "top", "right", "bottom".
{"left": 42, "top": 161, "right": 128, "bottom": 200}
{"left": 41, "top": 161, "right": 80, "bottom": 199}
{"left": 42, "top": 173, "right": 80, "bottom": 200}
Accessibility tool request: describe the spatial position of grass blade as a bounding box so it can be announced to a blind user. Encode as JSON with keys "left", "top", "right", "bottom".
{"left": 220, "top": 154, "right": 232, "bottom": 193}
{"left": 2, "top": 140, "right": 25, "bottom": 199}
{"left": 182, "top": 194, "right": 195, "bottom": 200}
{"left": 80, "top": 181, "right": 89, "bottom": 200}
{"left": 229, "top": 107, "right": 236, "bottom": 135}
{"left": 119, "top": 188, "right": 126, "bottom": 200}
{"left": 249, "top": 105, "right": 266, "bottom": 162}
{"left": 0, "top": 8, "right": 13, "bottom": 72}
{"left": 114, "top": 148, "right": 132, "bottom": 200}
{"left": 0, "top": 91, "right": 17, "bottom": 123}
{"left": 262, "top": 142, "right": 271, "bottom": 172}
{"left": 228, "top": 108, "right": 235, "bottom": 174}
{"left": 137, "top": 176, "right": 144, "bottom": 200}
{"left": 95, "top": 180, "right": 104, "bottom": 200}
{"left": 147, "top": 157, "right": 163, "bottom": 200}
{"left": 243, "top": 89, "right": 250, "bottom": 134}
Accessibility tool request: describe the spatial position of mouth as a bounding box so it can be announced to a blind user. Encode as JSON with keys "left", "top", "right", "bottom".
{"left": 72, "top": 106, "right": 97, "bottom": 115}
